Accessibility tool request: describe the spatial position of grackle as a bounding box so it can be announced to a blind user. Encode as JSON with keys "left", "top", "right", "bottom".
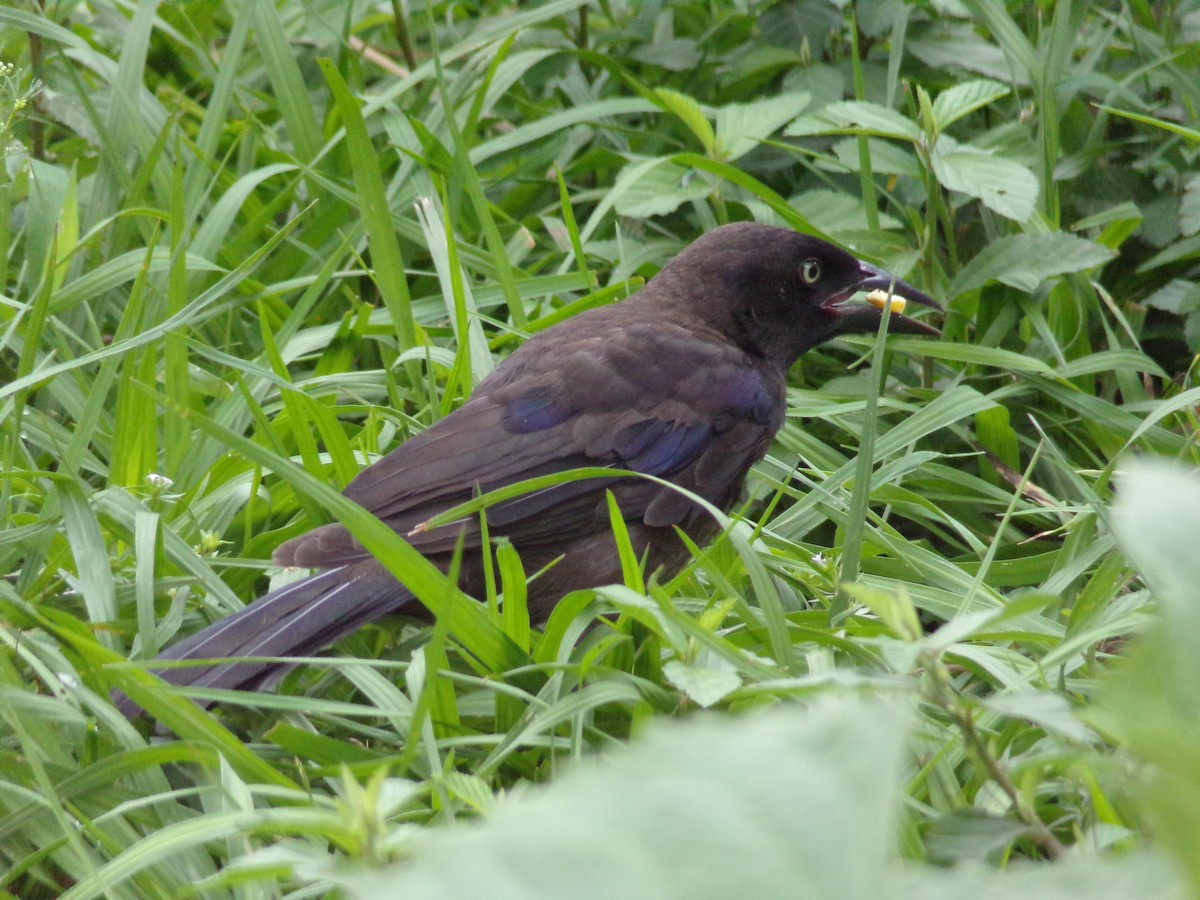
{"left": 117, "top": 222, "right": 939, "bottom": 715}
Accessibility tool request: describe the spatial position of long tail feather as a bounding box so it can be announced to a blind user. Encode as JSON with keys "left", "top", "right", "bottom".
{"left": 115, "top": 565, "right": 411, "bottom": 716}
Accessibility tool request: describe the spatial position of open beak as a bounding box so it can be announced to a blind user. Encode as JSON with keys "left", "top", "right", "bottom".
{"left": 823, "top": 262, "right": 941, "bottom": 337}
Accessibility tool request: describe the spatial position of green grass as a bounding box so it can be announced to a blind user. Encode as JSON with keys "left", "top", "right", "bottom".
{"left": 2, "top": 1, "right": 1199, "bottom": 896}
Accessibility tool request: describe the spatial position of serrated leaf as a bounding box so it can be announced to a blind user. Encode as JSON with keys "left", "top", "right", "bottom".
{"left": 1142, "top": 279, "right": 1200, "bottom": 314}
{"left": 931, "top": 79, "right": 1010, "bottom": 130}
{"left": 907, "top": 23, "right": 1020, "bottom": 83}
{"left": 786, "top": 100, "right": 922, "bottom": 142}
{"left": 713, "top": 92, "right": 811, "bottom": 161}
{"left": 789, "top": 189, "right": 901, "bottom": 232}
{"left": 948, "top": 233, "right": 1114, "bottom": 296}
{"left": 441, "top": 772, "right": 497, "bottom": 814}
{"left": 931, "top": 144, "right": 1038, "bottom": 221}
{"left": 844, "top": 582, "right": 921, "bottom": 642}
{"left": 654, "top": 87, "right": 715, "bottom": 155}
{"left": 613, "top": 159, "right": 712, "bottom": 218}
{"left": 663, "top": 660, "right": 742, "bottom": 707}
{"left": 831, "top": 137, "right": 922, "bottom": 178}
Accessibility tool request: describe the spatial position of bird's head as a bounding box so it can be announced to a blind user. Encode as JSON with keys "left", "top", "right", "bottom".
{"left": 651, "top": 223, "right": 941, "bottom": 369}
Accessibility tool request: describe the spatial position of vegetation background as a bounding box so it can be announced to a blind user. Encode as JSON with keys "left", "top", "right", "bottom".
{"left": 2, "top": 0, "right": 1199, "bottom": 896}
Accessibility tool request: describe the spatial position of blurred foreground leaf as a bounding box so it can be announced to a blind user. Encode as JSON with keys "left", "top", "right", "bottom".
{"left": 348, "top": 697, "right": 909, "bottom": 898}
{"left": 1099, "top": 459, "right": 1200, "bottom": 892}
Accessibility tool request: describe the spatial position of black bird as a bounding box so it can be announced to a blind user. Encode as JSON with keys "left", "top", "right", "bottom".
{"left": 118, "top": 222, "right": 938, "bottom": 715}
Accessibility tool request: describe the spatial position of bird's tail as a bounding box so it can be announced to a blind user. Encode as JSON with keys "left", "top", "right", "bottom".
{"left": 114, "top": 564, "right": 411, "bottom": 717}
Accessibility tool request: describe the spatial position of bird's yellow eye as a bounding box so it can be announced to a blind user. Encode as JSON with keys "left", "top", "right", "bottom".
{"left": 800, "top": 259, "right": 822, "bottom": 284}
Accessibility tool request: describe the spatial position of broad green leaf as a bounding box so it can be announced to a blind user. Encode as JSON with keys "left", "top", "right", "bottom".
{"left": 907, "top": 23, "right": 1019, "bottom": 83}
{"left": 931, "top": 144, "right": 1039, "bottom": 221}
{"left": 713, "top": 92, "right": 811, "bottom": 161}
{"left": 662, "top": 660, "right": 741, "bottom": 708}
{"left": 831, "top": 137, "right": 922, "bottom": 177}
{"left": 612, "top": 159, "right": 713, "bottom": 218}
{"left": 0, "top": 6, "right": 90, "bottom": 52}
{"left": 1141, "top": 279, "right": 1200, "bottom": 314}
{"left": 469, "top": 98, "right": 659, "bottom": 164}
{"left": 948, "top": 233, "right": 1114, "bottom": 296}
{"left": 931, "top": 79, "right": 1010, "bottom": 129}
{"left": 962, "top": 0, "right": 1039, "bottom": 81}
{"left": 789, "top": 189, "right": 902, "bottom": 232}
{"left": 786, "top": 100, "right": 923, "bottom": 142}
{"left": 667, "top": 152, "right": 831, "bottom": 239}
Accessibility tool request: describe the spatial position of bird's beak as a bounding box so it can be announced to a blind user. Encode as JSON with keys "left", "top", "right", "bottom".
{"left": 823, "top": 262, "right": 941, "bottom": 337}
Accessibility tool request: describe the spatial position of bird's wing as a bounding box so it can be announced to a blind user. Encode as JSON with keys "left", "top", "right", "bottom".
{"left": 276, "top": 319, "right": 781, "bottom": 567}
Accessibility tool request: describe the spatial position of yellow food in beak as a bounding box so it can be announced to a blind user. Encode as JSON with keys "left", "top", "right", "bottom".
{"left": 866, "top": 288, "right": 907, "bottom": 314}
